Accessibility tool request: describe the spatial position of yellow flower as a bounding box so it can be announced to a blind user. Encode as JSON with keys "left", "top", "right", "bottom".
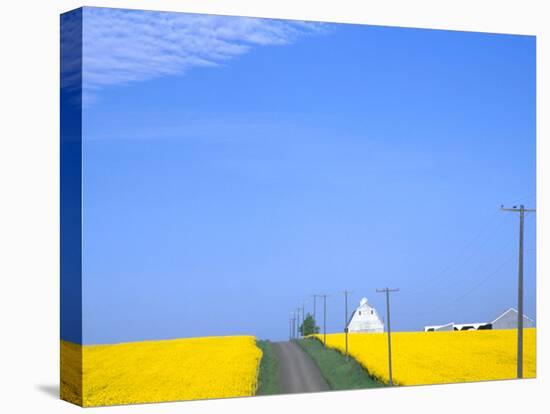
{"left": 61, "top": 336, "right": 262, "bottom": 406}
{"left": 314, "top": 329, "right": 535, "bottom": 385}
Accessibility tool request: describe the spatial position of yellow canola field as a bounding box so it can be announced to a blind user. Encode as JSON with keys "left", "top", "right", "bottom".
{"left": 61, "top": 336, "right": 262, "bottom": 407}
{"left": 313, "top": 329, "right": 536, "bottom": 386}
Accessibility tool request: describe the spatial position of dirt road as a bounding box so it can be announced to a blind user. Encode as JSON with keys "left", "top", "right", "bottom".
{"left": 272, "top": 341, "right": 330, "bottom": 394}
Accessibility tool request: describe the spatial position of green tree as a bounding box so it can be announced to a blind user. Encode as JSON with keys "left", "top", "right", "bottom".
{"left": 300, "top": 313, "right": 320, "bottom": 336}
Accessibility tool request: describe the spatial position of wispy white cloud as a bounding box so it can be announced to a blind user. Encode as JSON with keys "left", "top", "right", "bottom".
{"left": 80, "top": 7, "right": 325, "bottom": 104}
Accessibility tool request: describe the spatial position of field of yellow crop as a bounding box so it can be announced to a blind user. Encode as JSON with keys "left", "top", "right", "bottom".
{"left": 61, "top": 336, "right": 262, "bottom": 407}
{"left": 313, "top": 329, "right": 536, "bottom": 386}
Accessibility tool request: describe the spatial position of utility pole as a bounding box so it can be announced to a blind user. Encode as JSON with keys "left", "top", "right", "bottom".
{"left": 311, "top": 294, "right": 320, "bottom": 333}
{"left": 289, "top": 318, "right": 292, "bottom": 340}
{"left": 302, "top": 302, "right": 306, "bottom": 337}
{"left": 501, "top": 204, "right": 536, "bottom": 379}
{"left": 377, "top": 287, "right": 399, "bottom": 386}
{"left": 319, "top": 294, "right": 328, "bottom": 347}
{"left": 342, "top": 290, "right": 352, "bottom": 360}
{"left": 296, "top": 307, "right": 302, "bottom": 338}
{"left": 294, "top": 309, "right": 298, "bottom": 339}
{"left": 292, "top": 312, "right": 296, "bottom": 339}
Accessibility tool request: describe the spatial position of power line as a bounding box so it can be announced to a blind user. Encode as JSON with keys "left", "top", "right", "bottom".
{"left": 412, "top": 223, "right": 519, "bottom": 320}
{"left": 426, "top": 253, "right": 516, "bottom": 319}
{"left": 409, "top": 211, "right": 507, "bottom": 295}
{"left": 508, "top": 193, "right": 536, "bottom": 206}
{"left": 433, "top": 231, "right": 518, "bottom": 296}
{"left": 449, "top": 256, "right": 515, "bottom": 305}
{"left": 411, "top": 204, "right": 535, "bottom": 300}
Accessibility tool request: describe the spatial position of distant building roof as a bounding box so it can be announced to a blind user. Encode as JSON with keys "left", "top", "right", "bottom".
{"left": 491, "top": 308, "right": 535, "bottom": 325}
{"left": 424, "top": 307, "right": 535, "bottom": 332}
{"left": 424, "top": 323, "right": 454, "bottom": 331}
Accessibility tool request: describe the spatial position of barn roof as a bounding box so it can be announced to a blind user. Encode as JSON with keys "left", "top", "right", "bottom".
{"left": 491, "top": 307, "right": 535, "bottom": 324}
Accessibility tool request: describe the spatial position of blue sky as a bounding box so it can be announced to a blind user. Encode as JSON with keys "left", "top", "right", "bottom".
{"left": 75, "top": 7, "right": 535, "bottom": 344}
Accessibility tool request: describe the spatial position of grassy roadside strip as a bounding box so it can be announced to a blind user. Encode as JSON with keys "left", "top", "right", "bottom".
{"left": 256, "top": 340, "right": 280, "bottom": 395}
{"left": 298, "top": 337, "right": 384, "bottom": 390}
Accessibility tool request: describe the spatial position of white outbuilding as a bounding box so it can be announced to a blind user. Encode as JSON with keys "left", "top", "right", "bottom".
{"left": 424, "top": 322, "right": 454, "bottom": 332}
{"left": 424, "top": 307, "right": 535, "bottom": 332}
{"left": 424, "top": 322, "right": 490, "bottom": 332}
{"left": 347, "top": 297, "right": 384, "bottom": 333}
{"left": 491, "top": 308, "right": 535, "bottom": 330}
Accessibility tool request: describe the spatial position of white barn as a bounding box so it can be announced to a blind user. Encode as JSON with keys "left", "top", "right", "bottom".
{"left": 347, "top": 297, "right": 384, "bottom": 333}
